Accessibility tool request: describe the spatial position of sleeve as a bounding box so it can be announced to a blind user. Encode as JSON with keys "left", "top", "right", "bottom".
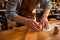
{"left": 40, "top": 0, "right": 52, "bottom": 9}
{"left": 6, "top": 0, "right": 19, "bottom": 20}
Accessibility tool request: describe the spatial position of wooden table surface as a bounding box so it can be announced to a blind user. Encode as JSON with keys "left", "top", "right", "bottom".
{"left": 0, "top": 19, "right": 60, "bottom": 40}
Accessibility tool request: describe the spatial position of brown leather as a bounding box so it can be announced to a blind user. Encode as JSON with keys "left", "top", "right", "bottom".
{"left": 18, "top": 0, "right": 38, "bottom": 19}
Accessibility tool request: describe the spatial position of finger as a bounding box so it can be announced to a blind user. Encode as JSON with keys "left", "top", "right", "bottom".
{"left": 31, "top": 22, "right": 40, "bottom": 32}
{"left": 29, "top": 24, "right": 38, "bottom": 32}
{"left": 45, "top": 22, "right": 49, "bottom": 30}
{"left": 39, "top": 24, "right": 42, "bottom": 31}
{"left": 39, "top": 23, "right": 43, "bottom": 31}
{"left": 39, "top": 22, "right": 42, "bottom": 25}
{"left": 39, "top": 22, "right": 43, "bottom": 30}
{"left": 32, "top": 20, "right": 40, "bottom": 29}
{"left": 33, "top": 22, "right": 40, "bottom": 30}
{"left": 42, "top": 23, "right": 44, "bottom": 30}
{"left": 32, "top": 25, "right": 40, "bottom": 32}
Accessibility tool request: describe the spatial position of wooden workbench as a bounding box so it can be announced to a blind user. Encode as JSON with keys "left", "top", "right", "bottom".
{"left": 0, "top": 19, "right": 60, "bottom": 40}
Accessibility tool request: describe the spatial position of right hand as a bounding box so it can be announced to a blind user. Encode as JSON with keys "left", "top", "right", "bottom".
{"left": 25, "top": 19, "right": 40, "bottom": 32}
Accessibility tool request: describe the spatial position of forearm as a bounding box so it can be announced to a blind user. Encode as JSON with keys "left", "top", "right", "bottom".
{"left": 40, "top": 0, "right": 52, "bottom": 18}
{"left": 14, "top": 14, "right": 30, "bottom": 25}
{"left": 42, "top": 8, "right": 50, "bottom": 18}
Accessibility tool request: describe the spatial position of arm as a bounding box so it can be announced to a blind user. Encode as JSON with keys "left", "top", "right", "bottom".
{"left": 6, "top": 0, "right": 26, "bottom": 24}
{"left": 6, "top": 0, "right": 29, "bottom": 26}
{"left": 42, "top": 0, "right": 52, "bottom": 17}
{"left": 39, "top": 0, "right": 52, "bottom": 30}
{"left": 6, "top": 0, "right": 18, "bottom": 20}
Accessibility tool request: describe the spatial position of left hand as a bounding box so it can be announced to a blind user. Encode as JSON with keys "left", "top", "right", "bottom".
{"left": 39, "top": 16, "right": 49, "bottom": 30}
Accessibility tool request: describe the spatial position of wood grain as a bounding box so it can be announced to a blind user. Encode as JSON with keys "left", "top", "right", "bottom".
{"left": 0, "top": 19, "right": 60, "bottom": 40}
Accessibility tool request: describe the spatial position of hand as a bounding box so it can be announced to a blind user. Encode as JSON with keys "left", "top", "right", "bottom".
{"left": 39, "top": 16, "right": 49, "bottom": 30}
{"left": 25, "top": 19, "right": 40, "bottom": 32}
{"left": 14, "top": 14, "right": 40, "bottom": 32}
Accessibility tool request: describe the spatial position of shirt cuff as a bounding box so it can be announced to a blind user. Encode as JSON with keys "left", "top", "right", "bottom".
{"left": 6, "top": 12, "right": 17, "bottom": 20}
{"left": 44, "top": 3, "right": 52, "bottom": 9}
{"left": 44, "top": 1, "right": 52, "bottom": 9}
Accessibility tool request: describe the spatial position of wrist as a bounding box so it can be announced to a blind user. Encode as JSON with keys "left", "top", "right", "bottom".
{"left": 42, "top": 15, "right": 48, "bottom": 18}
